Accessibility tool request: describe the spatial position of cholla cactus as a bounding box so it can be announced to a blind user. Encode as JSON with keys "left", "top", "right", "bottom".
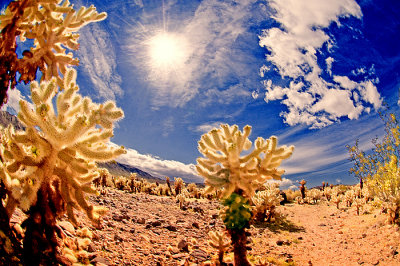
{"left": 197, "top": 124, "right": 294, "bottom": 199}
{"left": 309, "top": 189, "right": 323, "bottom": 204}
{"left": 0, "top": 68, "right": 125, "bottom": 264}
{"left": 208, "top": 230, "right": 231, "bottom": 265}
{"left": 353, "top": 197, "right": 364, "bottom": 215}
{"left": 299, "top": 179, "right": 307, "bottom": 199}
{"left": 345, "top": 190, "right": 355, "bottom": 207}
{"left": 114, "top": 176, "right": 127, "bottom": 190}
{"left": 176, "top": 193, "right": 186, "bottom": 210}
{"left": 252, "top": 183, "right": 283, "bottom": 222}
{"left": 196, "top": 124, "right": 293, "bottom": 266}
{"left": 0, "top": 0, "right": 107, "bottom": 104}
{"left": 174, "top": 177, "right": 184, "bottom": 195}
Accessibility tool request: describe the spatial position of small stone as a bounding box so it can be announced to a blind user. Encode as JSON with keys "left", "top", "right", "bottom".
{"left": 150, "top": 220, "right": 162, "bottom": 227}
{"left": 130, "top": 228, "right": 136, "bottom": 233}
{"left": 276, "top": 240, "right": 285, "bottom": 246}
{"left": 165, "top": 225, "right": 178, "bottom": 231}
{"left": 91, "top": 256, "right": 111, "bottom": 266}
{"left": 58, "top": 221, "right": 75, "bottom": 235}
{"left": 362, "top": 233, "right": 367, "bottom": 238}
{"left": 190, "top": 249, "right": 209, "bottom": 261}
{"left": 137, "top": 218, "right": 146, "bottom": 224}
{"left": 192, "top": 222, "right": 200, "bottom": 229}
{"left": 114, "top": 234, "right": 123, "bottom": 242}
{"left": 178, "top": 239, "right": 189, "bottom": 252}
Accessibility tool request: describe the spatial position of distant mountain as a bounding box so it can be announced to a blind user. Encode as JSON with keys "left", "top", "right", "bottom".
{"left": 0, "top": 111, "right": 25, "bottom": 130}
{"left": 97, "top": 161, "right": 165, "bottom": 183}
{"left": 0, "top": 111, "right": 163, "bottom": 183}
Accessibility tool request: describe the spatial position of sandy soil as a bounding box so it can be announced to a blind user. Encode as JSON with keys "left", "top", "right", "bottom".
{"left": 13, "top": 188, "right": 400, "bottom": 265}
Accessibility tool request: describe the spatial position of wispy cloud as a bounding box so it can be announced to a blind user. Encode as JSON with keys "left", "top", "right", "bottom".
{"left": 281, "top": 113, "right": 385, "bottom": 176}
{"left": 192, "top": 121, "right": 224, "bottom": 134}
{"left": 117, "top": 147, "right": 202, "bottom": 183}
{"left": 77, "top": 22, "right": 123, "bottom": 101}
{"left": 259, "top": 0, "right": 382, "bottom": 128}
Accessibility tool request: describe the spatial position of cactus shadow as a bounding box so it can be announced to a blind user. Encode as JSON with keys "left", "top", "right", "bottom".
{"left": 253, "top": 216, "right": 305, "bottom": 233}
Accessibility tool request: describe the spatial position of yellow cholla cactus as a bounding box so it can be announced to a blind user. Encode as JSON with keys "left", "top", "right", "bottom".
{"left": 0, "top": 68, "right": 125, "bottom": 225}
{"left": 208, "top": 230, "right": 231, "bottom": 264}
{"left": 196, "top": 124, "right": 294, "bottom": 199}
{"left": 0, "top": 0, "right": 107, "bottom": 88}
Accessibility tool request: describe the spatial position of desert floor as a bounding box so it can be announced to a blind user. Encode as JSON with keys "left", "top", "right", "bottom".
{"left": 35, "top": 188, "right": 400, "bottom": 266}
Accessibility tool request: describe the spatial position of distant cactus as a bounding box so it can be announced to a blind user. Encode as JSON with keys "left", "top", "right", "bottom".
{"left": 252, "top": 183, "right": 283, "bottom": 222}
{"left": 174, "top": 177, "right": 184, "bottom": 195}
{"left": 196, "top": 124, "right": 293, "bottom": 266}
{"left": 299, "top": 179, "right": 307, "bottom": 199}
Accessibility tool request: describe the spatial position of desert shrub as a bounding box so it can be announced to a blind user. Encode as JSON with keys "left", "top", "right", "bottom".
{"left": 348, "top": 112, "right": 400, "bottom": 224}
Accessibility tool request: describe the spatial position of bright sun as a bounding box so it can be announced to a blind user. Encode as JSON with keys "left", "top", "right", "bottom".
{"left": 148, "top": 32, "right": 187, "bottom": 69}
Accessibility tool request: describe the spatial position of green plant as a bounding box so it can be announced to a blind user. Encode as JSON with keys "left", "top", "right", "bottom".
{"left": 196, "top": 124, "right": 293, "bottom": 265}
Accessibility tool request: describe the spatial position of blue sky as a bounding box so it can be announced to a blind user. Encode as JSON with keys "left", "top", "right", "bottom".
{"left": 2, "top": 0, "right": 400, "bottom": 189}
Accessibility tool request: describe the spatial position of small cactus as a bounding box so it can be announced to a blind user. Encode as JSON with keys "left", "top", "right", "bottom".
{"left": 208, "top": 230, "right": 231, "bottom": 265}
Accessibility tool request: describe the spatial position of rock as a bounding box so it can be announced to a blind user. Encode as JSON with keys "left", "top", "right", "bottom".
{"left": 59, "top": 221, "right": 75, "bottom": 236}
{"left": 165, "top": 225, "right": 178, "bottom": 232}
{"left": 276, "top": 240, "right": 285, "bottom": 246}
{"left": 137, "top": 218, "right": 146, "bottom": 224}
{"left": 91, "top": 256, "right": 112, "bottom": 266}
{"left": 178, "top": 239, "right": 189, "bottom": 252}
{"left": 114, "top": 234, "right": 123, "bottom": 242}
{"left": 211, "top": 214, "right": 219, "bottom": 219}
{"left": 150, "top": 220, "right": 162, "bottom": 227}
{"left": 172, "top": 254, "right": 185, "bottom": 260}
{"left": 192, "top": 222, "right": 200, "bottom": 229}
{"left": 130, "top": 228, "right": 136, "bottom": 234}
{"left": 190, "top": 249, "right": 209, "bottom": 261}
{"left": 112, "top": 214, "right": 124, "bottom": 222}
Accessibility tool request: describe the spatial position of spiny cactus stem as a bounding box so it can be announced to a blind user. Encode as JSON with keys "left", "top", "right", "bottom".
{"left": 22, "top": 181, "right": 68, "bottom": 265}
{"left": 227, "top": 227, "right": 251, "bottom": 266}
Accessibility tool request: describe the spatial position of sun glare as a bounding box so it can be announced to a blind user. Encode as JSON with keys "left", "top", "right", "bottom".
{"left": 148, "top": 32, "right": 187, "bottom": 69}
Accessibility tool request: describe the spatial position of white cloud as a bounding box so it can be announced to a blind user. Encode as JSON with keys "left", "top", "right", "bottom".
{"left": 1, "top": 88, "right": 25, "bottom": 114}
{"left": 77, "top": 23, "right": 123, "bottom": 101}
{"left": 193, "top": 121, "right": 224, "bottom": 134}
{"left": 266, "top": 177, "right": 295, "bottom": 190}
{"left": 117, "top": 147, "right": 202, "bottom": 183}
{"left": 259, "top": 0, "right": 382, "bottom": 128}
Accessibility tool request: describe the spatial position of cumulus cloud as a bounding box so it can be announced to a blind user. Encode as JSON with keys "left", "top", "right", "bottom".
{"left": 117, "top": 147, "right": 202, "bottom": 183}
{"left": 259, "top": 0, "right": 382, "bottom": 128}
{"left": 1, "top": 88, "right": 25, "bottom": 114}
{"left": 267, "top": 177, "right": 295, "bottom": 190}
{"left": 77, "top": 23, "right": 123, "bottom": 101}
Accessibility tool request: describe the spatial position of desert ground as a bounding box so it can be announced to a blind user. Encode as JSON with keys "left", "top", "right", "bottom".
{"left": 11, "top": 187, "right": 400, "bottom": 266}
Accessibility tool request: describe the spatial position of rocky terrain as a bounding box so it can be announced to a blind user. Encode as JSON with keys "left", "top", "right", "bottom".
{"left": 11, "top": 187, "right": 399, "bottom": 266}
